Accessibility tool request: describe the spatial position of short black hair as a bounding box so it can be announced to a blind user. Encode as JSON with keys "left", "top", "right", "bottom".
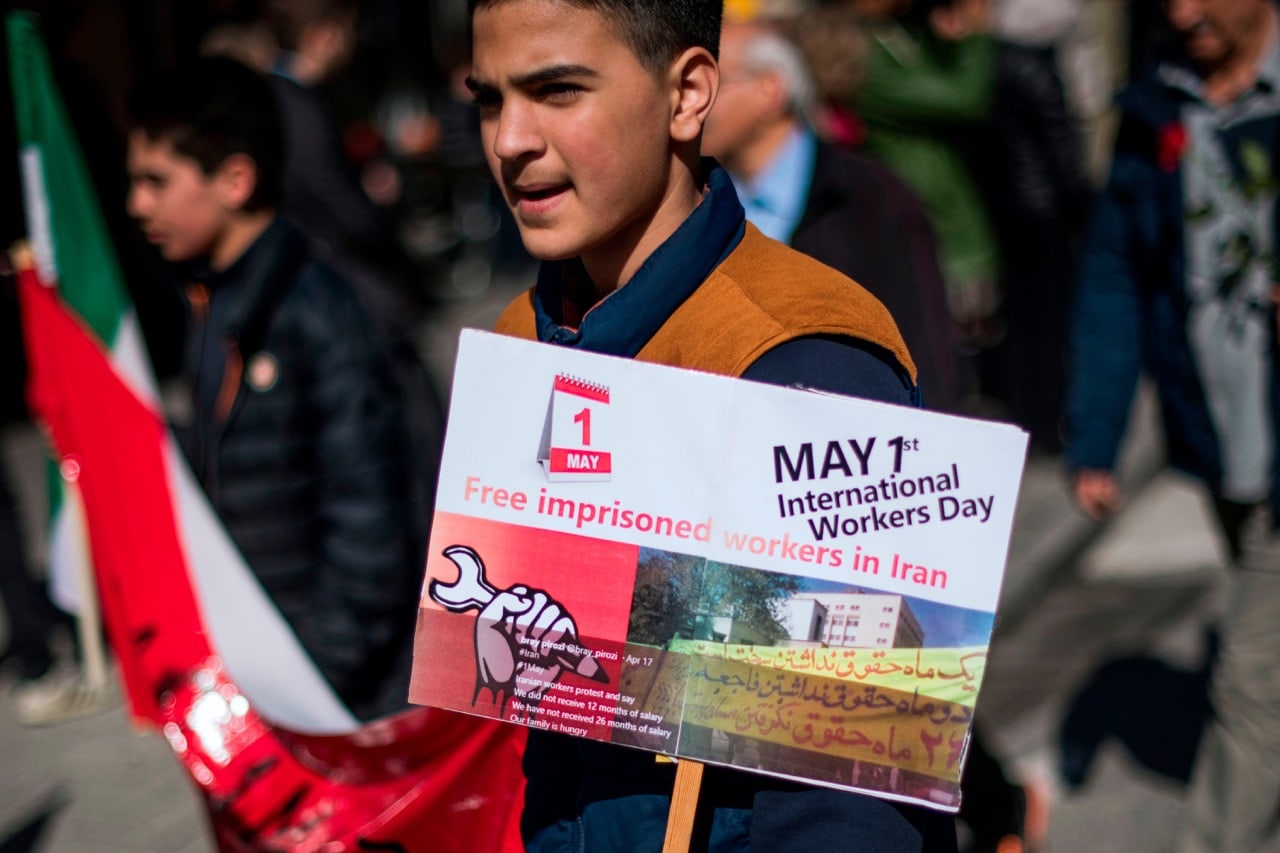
{"left": 128, "top": 56, "right": 283, "bottom": 212}
{"left": 469, "top": 0, "right": 722, "bottom": 74}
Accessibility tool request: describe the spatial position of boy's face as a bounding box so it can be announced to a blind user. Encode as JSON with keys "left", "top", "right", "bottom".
{"left": 468, "top": 0, "right": 691, "bottom": 284}
{"left": 126, "top": 131, "right": 230, "bottom": 265}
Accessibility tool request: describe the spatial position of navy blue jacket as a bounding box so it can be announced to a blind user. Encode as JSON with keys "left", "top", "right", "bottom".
{"left": 1066, "top": 68, "right": 1280, "bottom": 519}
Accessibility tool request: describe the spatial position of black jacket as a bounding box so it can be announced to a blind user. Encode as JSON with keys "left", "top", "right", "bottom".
{"left": 181, "top": 218, "right": 419, "bottom": 720}
{"left": 971, "top": 42, "right": 1091, "bottom": 238}
{"left": 792, "top": 142, "right": 966, "bottom": 413}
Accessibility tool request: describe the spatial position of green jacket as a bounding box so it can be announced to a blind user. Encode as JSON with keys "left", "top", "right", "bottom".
{"left": 853, "top": 24, "right": 999, "bottom": 300}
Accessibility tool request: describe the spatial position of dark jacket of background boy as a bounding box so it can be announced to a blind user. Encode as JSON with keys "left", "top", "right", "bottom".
{"left": 181, "top": 216, "right": 419, "bottom": 720}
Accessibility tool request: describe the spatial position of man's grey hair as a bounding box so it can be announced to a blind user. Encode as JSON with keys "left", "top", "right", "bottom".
{"left": 740, "top": 29, "right": 818, "bottom": 126}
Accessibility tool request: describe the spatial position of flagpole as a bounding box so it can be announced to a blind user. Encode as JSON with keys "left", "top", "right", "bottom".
{"left": 63, "top": 482, "right": 108, "bottom": 694}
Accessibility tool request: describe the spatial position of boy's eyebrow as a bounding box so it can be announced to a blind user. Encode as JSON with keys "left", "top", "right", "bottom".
{"left": 466, "top": 63, "right": 600, "bottom": 94}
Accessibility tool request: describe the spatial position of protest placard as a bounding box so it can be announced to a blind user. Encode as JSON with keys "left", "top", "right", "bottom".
{"left": 410, "top": 330, "right": 1028, "bottom": 812}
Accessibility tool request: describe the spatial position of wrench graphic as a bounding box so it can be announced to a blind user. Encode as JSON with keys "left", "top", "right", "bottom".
{"left": 428, "top": 545, "right": 499, "bottom": 613}
{"left": 429, "top": 544, "right": 608, "bottom": 684}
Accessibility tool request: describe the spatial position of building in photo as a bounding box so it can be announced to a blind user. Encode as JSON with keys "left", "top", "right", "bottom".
{"left": 782, "top": 591, "right": 924, "bottom": 649}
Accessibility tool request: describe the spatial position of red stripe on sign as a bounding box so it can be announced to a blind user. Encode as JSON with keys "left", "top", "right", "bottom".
{"left": 549, "top": 447, "right": 613, "bottom": 474}
{"left": 18, "top": 266, "right": 213, "bottom": 724}
{"left": 553, "top": 374, "right": 610, "bottom": 403}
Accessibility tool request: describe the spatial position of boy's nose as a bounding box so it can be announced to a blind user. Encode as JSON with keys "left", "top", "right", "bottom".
{"left": 125, "top": 184, "right": 149, "bottom": 219}
{"left": 489, "top": 101, "right": 544, "bottom": 162}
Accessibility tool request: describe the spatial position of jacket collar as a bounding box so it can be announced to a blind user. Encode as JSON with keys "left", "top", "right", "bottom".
{"left": 1116, "top": 70, "right": 1190, "bottom": 131}
{"left": 531, "top": 160, "right": 747, "bottom": 357}
{"left": 190, "top": 216, "right": 308, "bottom": 347}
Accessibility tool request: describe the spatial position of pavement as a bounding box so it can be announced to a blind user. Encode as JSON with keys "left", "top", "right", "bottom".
{"left": 0, "top": 273, "right": 1254, "bottom": 852}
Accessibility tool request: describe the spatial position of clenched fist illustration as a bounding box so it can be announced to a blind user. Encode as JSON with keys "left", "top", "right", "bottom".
{"left": 429, "top": 545, "right": 607, "bottom": 717}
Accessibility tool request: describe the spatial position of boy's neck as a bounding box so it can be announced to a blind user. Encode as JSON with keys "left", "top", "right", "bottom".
{"left": 582, "top": 157, "right": 706, "bottom": 298}
{"left": 209, "top": 209, "right": 276, "bottom": 272}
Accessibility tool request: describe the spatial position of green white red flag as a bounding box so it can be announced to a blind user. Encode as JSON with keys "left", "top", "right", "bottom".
{"left": 9, "top": 6, "right": 144, "bottom": 618}
{"left": 8, "top": 11, "right": 524, "bottom": 849}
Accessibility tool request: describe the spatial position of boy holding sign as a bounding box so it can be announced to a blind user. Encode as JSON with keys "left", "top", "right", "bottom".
{"left": 466, "top": 0, "right": 955, "bottom": 848}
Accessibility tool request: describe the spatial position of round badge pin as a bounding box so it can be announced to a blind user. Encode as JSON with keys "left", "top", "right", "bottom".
{"left": 247, "top": 352, "right": 279, "bottom": 392}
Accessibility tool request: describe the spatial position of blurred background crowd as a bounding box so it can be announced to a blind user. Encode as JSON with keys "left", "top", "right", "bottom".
{"left": 0, "top": 0, "right": 1150, "bottom": 440}
{"left": 0, "top": 0, "right": 1139, "bottom": 424}
{"left": 0, "top": 0, "right": 1266, "bottom": 850}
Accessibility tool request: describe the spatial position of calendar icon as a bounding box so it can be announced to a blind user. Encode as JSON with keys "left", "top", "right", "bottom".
{"left": 537, "top": 373, "right": 613, "bottom": 481}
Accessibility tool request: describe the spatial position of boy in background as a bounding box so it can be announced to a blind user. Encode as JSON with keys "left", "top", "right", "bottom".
{"left": 126, "top": 57, "right": 420, "bottom": 720}
{"left": 471, "top": 0, "right": 956, "bottom": 848}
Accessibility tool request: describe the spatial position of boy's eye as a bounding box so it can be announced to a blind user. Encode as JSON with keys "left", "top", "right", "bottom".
{"left": 470, "top": 89, "right": 501, "bottom": 111}
{"left": 538, "top": 82, "right": 583, "bottom": 103}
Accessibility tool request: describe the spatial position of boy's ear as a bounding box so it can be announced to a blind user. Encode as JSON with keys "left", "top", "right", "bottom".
{"left": 669, "top": 47, "right": 719, "bottom": 144}
{"left": 214, "top": 153, "right": 260, "bottom": 210}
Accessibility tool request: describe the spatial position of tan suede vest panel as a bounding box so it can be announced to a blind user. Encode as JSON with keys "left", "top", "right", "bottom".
{"left": 493, "top": 288, "right": 537, "bottom": 338}
{"left": 493, "top": 224, "right": 917, "bottom": 382}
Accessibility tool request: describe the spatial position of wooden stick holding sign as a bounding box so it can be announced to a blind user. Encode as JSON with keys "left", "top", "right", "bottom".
{"left": 663, "top": 759, "right": 706, "bottom": 853}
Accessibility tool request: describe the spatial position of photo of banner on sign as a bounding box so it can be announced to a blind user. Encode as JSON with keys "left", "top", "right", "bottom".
{"left": 537, "top": 373, "right": 612, "bottom": 481}
{"left": 411, "top": 330, "right": 1029, "bottom": 813}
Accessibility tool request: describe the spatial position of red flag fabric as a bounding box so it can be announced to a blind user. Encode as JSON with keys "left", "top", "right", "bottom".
{"left": 16, "top": 261, "right": 527, "bottom": 850}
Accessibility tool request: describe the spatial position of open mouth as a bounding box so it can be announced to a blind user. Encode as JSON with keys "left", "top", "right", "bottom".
{"left": 520, "top": 186, "right": 564, "bottom": 201}
{"left": 510, "top": 183, "right": 570, "bottom": 215}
